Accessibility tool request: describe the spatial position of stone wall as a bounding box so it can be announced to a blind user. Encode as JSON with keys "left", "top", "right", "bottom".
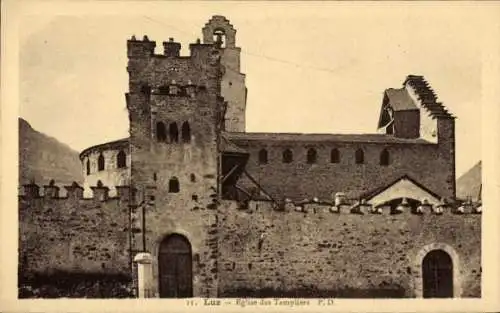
{"left": 19, "top": 183, "right": 131, "bottom": 277}
{"left": 231, "top": 137, "right": 455, "bottom": 201}
{"left": 217, "top": 200, "right": 481, "bottom": 298}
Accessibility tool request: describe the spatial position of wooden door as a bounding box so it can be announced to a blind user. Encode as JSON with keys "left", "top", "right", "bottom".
{"left": 158, "top": 234, "right": 193, "bottom": 298}
{"left": 422, "top": 249, "right": 453, "bottom": 298}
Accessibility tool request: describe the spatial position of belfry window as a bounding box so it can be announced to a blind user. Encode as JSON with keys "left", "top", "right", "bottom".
{"left": 181, "top": 122, "right": 191, "bottom": 143}
{"left": 380, "top": 149, "right": 390, "bottom": 166}
{"left": 156, "top": 122, "right": 167, "bottom": 142}
{"left": 258, "top": 149, "right": 268, "bottom": 164}
{"left": 98, "top": 153, "right": 105, "bottom": 171}
{"left": 86, "top": 159, "right": 90, "bottom": 175}
{"left": 213, "top": 29, "right": 226, "bottom": 48}
{"left": 117, "top": 150, "right": 126, "bottom": 168}
{"left": 282, "top": 149, "right": 293, "bottom": 163}
{"left": 355, "top": 148, "right": 364, "bottom": 164}
{"left": 331, "top": 148, "right": 340, "bottom": 163}
{"left": 307, "top": 148, "right": 317, "bottom": 164}
{"left": 169, "top": 122, "right": 179, "bottom": 143}
{"left": 169, "top": 177, "right": 180, "bottom": 193}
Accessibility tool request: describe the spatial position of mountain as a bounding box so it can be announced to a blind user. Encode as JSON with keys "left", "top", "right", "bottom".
{"left": 456, "top": 161, "right": 482, "bottom": 202}
{"left": 19, "top": 118, "right": 83, "bottom": 194}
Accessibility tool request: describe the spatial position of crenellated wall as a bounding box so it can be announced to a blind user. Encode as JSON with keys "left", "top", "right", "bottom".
{"left": 216, "top": 200, "right": 482, "bottom": 298}
{"left": 19, "top": 182, "right": 132, "bottom": 277}
{"left": 18, "top": 180, "right": 481, "bottom": 298}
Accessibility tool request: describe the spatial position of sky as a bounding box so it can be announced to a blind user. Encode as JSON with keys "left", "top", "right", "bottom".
{"left": 18, "top": 2, "right": 492, "bottom": 177}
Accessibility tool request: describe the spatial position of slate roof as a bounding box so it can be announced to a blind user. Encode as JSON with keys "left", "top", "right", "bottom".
{"left": 385, "top": 88, "right": 418, "bottom": 111}
{"left": 225, "top": 132, "right": 433, "bottom": 145}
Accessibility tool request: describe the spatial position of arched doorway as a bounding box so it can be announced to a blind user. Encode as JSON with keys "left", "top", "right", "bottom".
{"left": 158, "top": 234, "right": 193, "bottom": 298}
{"left": 422, "top": 249, "right": 453, "bottom": 298}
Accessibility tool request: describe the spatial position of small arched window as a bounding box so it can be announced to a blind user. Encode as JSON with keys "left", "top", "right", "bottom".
{"left": 380, "top": 149, "right": 390, "bottom": 166}
{"left": 282, "top": 149, "right": 293, "bottom": 163}
{"left": 307, "top": 148, "right": 317, "bottom": 164}
{"left": 86, "top": 159, "right": 90, "bottom": 175}
{"left": 156, "top": 122, "right": 166, "bottom": 142}
{"left": 181, "top": 122, "right": 191, "bottom": 143}
{"left": 213, "top": 29, "right": 227, "bottom": 48}
{"left": 168, "top": 177, "right": 180, "bottom": 193}
{"left": 117, "top": 150, "right": 126, "bottom": 168}
{"left": 331, "top": 148, "right": 340, "bottom": 163}
{"left": 258, "top": 149, "right": 268, "bottom": 164}
{"left": 169, "top": 122, "right": 179, "bottom": 143}
{"left": 355, "top": 148, "right": 364, "bottom": 164}
{"left": 98, "top": 153, "right": 105, "bottom": 171}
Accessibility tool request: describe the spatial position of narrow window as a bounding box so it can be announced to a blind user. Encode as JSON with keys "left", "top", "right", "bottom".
{"left": 140, "top": 84, "right": 151, "bottom": 94}
{"left": 355, "top": 148, "right": 364, "bottom": 164}
{"left": 117, "top": 150, "right": 126, "bottom": 168}
{"left": 181, "top": 122, "right": 191, "bottom": 143}
{"left": 169, "top": 122, "right": 179, "bottom": 143}
{"left": 282, "top": 149, "right": 293, "bottom": 163}
{"left": 331, "top": 148, "right": 340, "bottom": 163}
{"left": 190, "top": 173, "right": 196, "bottom": 182}
{"left": 380, "top": 149, "right": 390, "bottom": 166}
{"left": 258, "top": 149, "right": 268, "bottom": 164}
{"left": 156, "top": 122, "right": 166, "bottom": 142}
{"left": 307, "top": 148, "right": 317, "bottom": 164}
{"left": 168, "top": 177, "right": 180, "bottom": 193}
{"left": 86, "top": 159, "right": 90, "bottom": 175}
{"left": 98, "top": 153, "right": 105, "bottom": 171}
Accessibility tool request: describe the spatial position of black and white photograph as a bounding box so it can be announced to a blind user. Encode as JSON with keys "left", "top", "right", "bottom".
{"left": 2, "top": 1, "right": 500, "bottom": 311}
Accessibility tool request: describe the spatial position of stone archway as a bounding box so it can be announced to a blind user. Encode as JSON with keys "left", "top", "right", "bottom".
{"left": 414, "top": 243, "right": 461, "bottom": 298}
{"left": 158, "top": 234, "right": 193, "bottom": 298}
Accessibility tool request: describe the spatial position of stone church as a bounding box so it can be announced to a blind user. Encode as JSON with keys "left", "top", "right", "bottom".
{"left": 19, "top": 15, "right": 481, "bottom": 299}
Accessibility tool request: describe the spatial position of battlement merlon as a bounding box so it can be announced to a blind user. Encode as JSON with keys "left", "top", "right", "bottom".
{"left": 20, "top": 181, "right": 136, "bottom": 202}
{"left": 126, "top": 36, "right": 221, "bottom": 61}
{"left": 222, "top": 198, "right": 482, "bottom": 216}
{"left": 126, "top": 38, "right": 223, "bottom": 94}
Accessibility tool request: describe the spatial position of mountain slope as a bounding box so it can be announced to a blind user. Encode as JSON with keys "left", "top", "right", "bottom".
{"left": 456, "top": 161, "right": 482, "bottom": 201}
{"left": 19, "top": 118, "right": 83, "bottom": 192}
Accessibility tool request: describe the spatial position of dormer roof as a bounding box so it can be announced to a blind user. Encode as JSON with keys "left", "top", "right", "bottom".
{"left": 384, "top": 88, "right": 418, "bottom": 111}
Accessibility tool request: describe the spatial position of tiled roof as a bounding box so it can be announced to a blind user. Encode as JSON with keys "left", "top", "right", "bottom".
{"left": 403, "top": 75, "right": 455, "bottom": 119}
{"left": 385, "top": 88, "right": 418, "bottom": 111}
{"left": 225, "top": 132, "right": 433, "bottom": 145}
